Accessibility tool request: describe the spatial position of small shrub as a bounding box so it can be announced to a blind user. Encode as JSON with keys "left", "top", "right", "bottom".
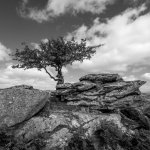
{"left": 64, "top": 133, "right": 95, "bottom": 150}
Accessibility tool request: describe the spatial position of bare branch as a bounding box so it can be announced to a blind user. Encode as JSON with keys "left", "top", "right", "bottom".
{"left": 43, "top": 67, "right": 58, "bottom": 81}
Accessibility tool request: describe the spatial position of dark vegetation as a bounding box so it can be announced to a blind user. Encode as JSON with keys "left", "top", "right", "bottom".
{"left": 0, "top": 130, "right": 46, "bottom": 150}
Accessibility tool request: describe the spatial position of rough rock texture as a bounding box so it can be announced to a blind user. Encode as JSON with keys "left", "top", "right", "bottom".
{"left": 56, "top": 74, "right": 146, "bottom": 112}
{"left": 1, "top": 74, "right": 150, "bottom": 150}
{"left": 79, "top": 73, "right": 123, "bottom": 83}
{"left": 6, "top": 100, "right": 150, "bottom": 150}
{"left": 0, "top": 85, "right": 49, "bottom": 129}
{"left": 14, "top": 111, "right": 127, "bottom": 150}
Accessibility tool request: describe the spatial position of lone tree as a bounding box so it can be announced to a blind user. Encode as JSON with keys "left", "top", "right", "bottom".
{"left": 11, "top": 37, "right": 101, "bottom": 85}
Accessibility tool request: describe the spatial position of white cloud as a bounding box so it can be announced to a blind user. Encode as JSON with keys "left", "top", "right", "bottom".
{"left": 140, "top": 74, "right": 150, "bottom": 93}
{"left": 140, "top": 82, "right": 150, "bottom": 93}
{"left": 131, "top": 67, "right": 146, "bottom": 73}
{"left": 31, "top": 39, "right": 48, "bottom": 49}
{"left": 123, "top": 75, "right": 137, "bottom": 81}
{"left": 0, "top": 64, "right": 56, "bottom": 90}
{"left": 19, "top": 0, "right": 116, "bottom": 23}
{"left": 30, "top": 42, "right": 40, "bottom": 49}
{"left": 62, "top": 67, "right": 68, "bottom": 74}
{"left": 0, "top": 42, "right": 11, "bottom": 61}
{"left": 142, "top": 73, "right": 150, "bottom": 80}
{"left": 66, "top": 4, "right": 150, "bottom": 73}
{"left": 41, "top": 38, "right": 49, "bottom": 43}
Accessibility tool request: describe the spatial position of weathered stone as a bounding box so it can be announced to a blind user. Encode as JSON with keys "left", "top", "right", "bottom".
{"left": 65, "top": 94, "right": 145, "bottom": 111}
{"left": 81, "top": 80, "right": 144, "bottom": 97}
{"left": 56, "top": 88, "right": 77, "bottom": 96}
{"left": 14, "top": 110, "right": 128, "bottom": 150}
{"left": 0, "top": 85, "right": 49, "bottom": 129}
{"left": 105, "top": 88, "right": 140, "bottom": 99}
{"left": 120, "top": 107, "right": 150, "bottom": 130}
{"left": 143, "top": 104, "right": 150, "bottom": 118}
{"left": 103, "top": 80, "right": 146, "bottom": 92}
{"left": 106, "top": 95, "right": 143, "bottom": 108}
{"left": 55, "top": 74, "right": 146, "bottom": 114}
{"left": 56, "top": 81, "right": 96, "bottom": 96}
{"left": 79, "top": 73, "right": 123, "bottom": 83}
{"left": 56, "top": 83, "right": 73, "bottom": 89}
{"left": 65, "top": 94, "right": 98, "bottom": 101}
{"left": 56, "top": 77, "right": 145, "bottom": 109}
{"left": 67, "top": 100, "right": 100, "bottom": 107}
{"left": 75, "top": 81, "right": 96, "bottom": 91}
{"left": 82, "top": 88, "right": 106, "bottom": 96}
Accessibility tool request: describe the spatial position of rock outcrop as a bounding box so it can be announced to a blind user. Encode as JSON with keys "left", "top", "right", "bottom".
{"left": 56, "top": 74, "right": 146, "bottom": 112}
{"left": 0, "top": 85, "right": 49, "bottom": 129}
{"left": 1, "top": 74, "right": 150, "bottom": 150}
{"left": 14, "top": 109, "right": 125, "bottom": 150}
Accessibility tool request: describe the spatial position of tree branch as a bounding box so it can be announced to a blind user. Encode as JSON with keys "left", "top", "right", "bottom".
{"left": 43, "top": 67, "right": 58, "bottom": 81}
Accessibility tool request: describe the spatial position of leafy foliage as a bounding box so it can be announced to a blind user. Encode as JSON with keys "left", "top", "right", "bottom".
{"left": 11, "top": 37, "right": 101, "bottom": 84}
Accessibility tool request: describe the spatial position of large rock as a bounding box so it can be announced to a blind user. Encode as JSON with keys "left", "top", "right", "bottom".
{"left": 13, "top": 104, "right": 129, "bottom": 150}
{"left": 0, "top": 85, "right": 49, "bottom": 129}
{"left": 56, "top": 74, "right": 146, "bottom": 112}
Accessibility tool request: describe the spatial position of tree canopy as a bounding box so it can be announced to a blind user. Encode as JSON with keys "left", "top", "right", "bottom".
{"left": 11, "top": 37, "right": 102, "bottom": 85}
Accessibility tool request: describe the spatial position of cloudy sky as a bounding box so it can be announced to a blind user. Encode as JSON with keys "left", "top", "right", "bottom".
{"left": 0, "top": 0, "right": 150, "bottom": 92}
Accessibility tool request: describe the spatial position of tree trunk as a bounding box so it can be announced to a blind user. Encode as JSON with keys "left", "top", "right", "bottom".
{"left": 56, "top": 67, "right": 64, "bottom": 85}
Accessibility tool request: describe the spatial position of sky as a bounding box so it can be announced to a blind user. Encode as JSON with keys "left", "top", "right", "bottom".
{"left": 0, "top": 0, "right": 150, "bottom": 92}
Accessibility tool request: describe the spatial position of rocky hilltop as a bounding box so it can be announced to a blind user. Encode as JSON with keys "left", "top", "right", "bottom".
{"left": 0, "top": 74, "right": 150, "bottom": 150}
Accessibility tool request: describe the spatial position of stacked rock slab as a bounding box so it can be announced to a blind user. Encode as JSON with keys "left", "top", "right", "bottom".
{"left": 56, "top": 73, "right": 146, "bottom": 111}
